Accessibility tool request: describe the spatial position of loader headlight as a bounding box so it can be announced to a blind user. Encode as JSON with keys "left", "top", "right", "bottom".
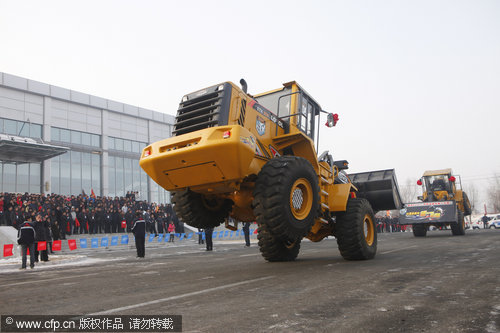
{"left": 182, "top": 95, "right": 188, "bottom": 102}
{"left": 217, "top": 84, "right": 224, "bottom": 91}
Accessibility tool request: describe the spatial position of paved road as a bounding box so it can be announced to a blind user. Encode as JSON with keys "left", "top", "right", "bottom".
{"left": 1, "top": 229, "right": 499, "bottom": 332}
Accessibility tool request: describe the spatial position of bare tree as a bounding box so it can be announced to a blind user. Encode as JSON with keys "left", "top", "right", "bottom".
{"left": 400, "top": 178, "right": 419, "bottom": 204}
{"left": 487, "top": 174, "right": 500, "bottom": 213}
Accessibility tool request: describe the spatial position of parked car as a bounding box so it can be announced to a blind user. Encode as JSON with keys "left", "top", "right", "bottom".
{"left": 469, "top": 220, "right": 482, "bottom": 229}
{"left": 489, "top": 219, "right": 500, "bottom": 229}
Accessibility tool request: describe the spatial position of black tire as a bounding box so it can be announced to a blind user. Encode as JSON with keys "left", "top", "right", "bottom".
{"left": 257, "top": 223, "right": 301, "bottom": 262}
{"left": 253, "top": 156, "right": 319, "bottom": 240}
{"left": 413, "top": 225, "right": 427, "bottom": 237}
{"left": 463, "top": 192, "right": 472, "bottom": 216}
{"left": 451, "top": 211, "right": 466, "bottom": 236}
{"left": 171, "top": 189, "right": 232, "bottom": 229}
{"left": 335, "top": 198, "right": 377, "bottom": 260}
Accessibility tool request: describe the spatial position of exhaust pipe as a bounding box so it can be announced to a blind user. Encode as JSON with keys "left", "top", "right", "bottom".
{"left": 240, "top": 79, "right": 248, "bottom": 94}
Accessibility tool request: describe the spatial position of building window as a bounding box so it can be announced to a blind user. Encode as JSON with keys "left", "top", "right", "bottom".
{"left": 50, "top": 127, "right": 101, "bottom": 148}
{"left": 60, "top": 129, "right": 70, "bottom": 142}
{"left": 108, "top": 137, "right": 147, "bottom": 155}
{"left": 91, "top": 134, "right": 100, "bottom": 147}
{"left": 0, "top": 162, "right": 41, "bottom": 193}
{"left": 0, "top": 118, "right": 42, "bottom": 139}
{"left": 50, "top": 151, "right": 101, "bottom": 196}
{"left": 4, "top": 119, "right": 17, "bottom": 135}
{"left": 51, "top": 127, "right": 60, "bottom": 141}
{"left": 82, "top": 132, "right": 91, "bottom": 146}
{"left": 107, "top": 155, "right": 159, "bottom": 201}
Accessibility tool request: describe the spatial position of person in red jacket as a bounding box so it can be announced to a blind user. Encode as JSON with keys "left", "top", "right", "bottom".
{"left": 167, "top": 222, "right": 175, "bottom": 242}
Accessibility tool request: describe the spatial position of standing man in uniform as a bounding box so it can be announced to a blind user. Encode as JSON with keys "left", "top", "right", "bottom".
{"left": 482, "top": 214, "right": 489, "bottom": 229}
{"left": 242, "top": 222, "right": 251, "bottom": 247}
{"left": 17, "top": 215, "right": 36, "bottom": 269}
{"left": 131, "top": 211, "right": 146, "bottom": 258}
{"left": 198, "top": 228, "right": 204, "bottom": 245}
{"left": 205, "top": 227, "right": 214, "bottom": 251}
{"left": 34, "top": 214, "right": 49, "bottom": 262}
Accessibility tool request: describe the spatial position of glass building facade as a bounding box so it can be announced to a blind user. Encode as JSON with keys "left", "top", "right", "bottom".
{"left": 0, "top": 72, "right": 174, "bottom": 203}
{"left": 0, "top": 117, "right": 42, "bottom": 193}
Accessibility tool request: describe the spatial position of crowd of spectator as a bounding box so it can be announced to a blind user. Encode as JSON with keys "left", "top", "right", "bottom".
{"left": 0, "top": 191, "right": 182, "bottom": 242}
{"left": 375, "top": 216, "right": 407, "bottom": 233}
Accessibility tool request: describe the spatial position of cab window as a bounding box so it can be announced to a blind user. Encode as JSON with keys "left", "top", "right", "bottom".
{"left": 254, "top": 87, "right": 292, "bottom": 118}
{"left": 424, "top": 175, "right": 450, "bottom": 192}
{"left": 298, "top": 95, "right": 317, "bottom": 140}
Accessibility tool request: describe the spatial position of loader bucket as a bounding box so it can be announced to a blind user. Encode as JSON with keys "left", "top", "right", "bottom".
{"left": 399, "top": 201, "right": 457, "bottom": 225}
{"left": 349, "top": 169, "right": 403, "bottom": 212}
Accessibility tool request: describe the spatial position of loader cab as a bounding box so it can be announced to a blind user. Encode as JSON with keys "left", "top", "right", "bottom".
{"left": 421, "top": 174, "right": 453, "bottom": 201}
{"left": 254, "top": 81, "right": 321, "bottom": 141}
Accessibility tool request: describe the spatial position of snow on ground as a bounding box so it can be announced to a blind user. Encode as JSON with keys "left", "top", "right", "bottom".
{"left": 0, "top": 254, "right": 125, "bottom": 274}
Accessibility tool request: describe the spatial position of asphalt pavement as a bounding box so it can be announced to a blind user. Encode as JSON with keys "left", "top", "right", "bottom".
{"left": 0, "top": 228, "right": 499, "bottom": 333}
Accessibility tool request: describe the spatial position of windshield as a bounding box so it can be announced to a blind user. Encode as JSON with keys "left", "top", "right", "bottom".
{"left": 424, "top": 175, "right": 451, "bottom": 192}
{"left": 254, "top": 87, "right": 292, "bottom": 118}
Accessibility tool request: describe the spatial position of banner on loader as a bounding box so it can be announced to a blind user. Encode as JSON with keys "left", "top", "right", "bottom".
{"left": 399, "top": 201, "right": 457, "bottom": 224}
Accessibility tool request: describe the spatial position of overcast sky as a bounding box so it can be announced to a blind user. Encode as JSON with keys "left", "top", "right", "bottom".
{"left": 1, "top": 0, "right": 499, "bottom": 211}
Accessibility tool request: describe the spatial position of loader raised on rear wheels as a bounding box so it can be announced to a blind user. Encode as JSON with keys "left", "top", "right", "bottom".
{"left": 140, "top": 80, "right": 402, "bottom": 262}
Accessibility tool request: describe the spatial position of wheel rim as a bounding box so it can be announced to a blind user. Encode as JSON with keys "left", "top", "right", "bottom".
{"left": 289, "top": 178, "right": 313, "bottom": 220}
{"left": 363, "top": 214, "right": 375, "bottom": 246}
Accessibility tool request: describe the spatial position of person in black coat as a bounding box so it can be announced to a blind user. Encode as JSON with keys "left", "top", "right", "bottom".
{"left": 44, "top": 214, "right": 54, "bottom": 254}
{"left": 104, "top": 209, "right": 112, "bottom": 233}
{"left": 88, "top": 211, "right": 96, "bottom": 235}
{"left": 112, "top": 208, "right": 121, "bottom": 233}
{"left": 131, "top": 211, "right": 146, "bottom": 258}
{"left": 242, "top": 222, "right": 251, "bottom": 247}
{"left": 33, "top": 214, "right": 49, "bottom": 262}
{"left": 17, "top": 216, "right": 36, "bottom": 269}
{"left": 14, "top": 206, "right": 24, "bottom": 230}
{"left": 125, "top": 209, "right": 134, "bottom": 233}
{"left": 4, "top": 206, "right": 15, "bottom": 227}
{"left": 77, "top": 208, "right": 88, "bottom": 234}
{"left": 95, "top": 207, "right": 104, "bottom": 234}
{"left": 205, "top": 227, "right": 214, "bottom": 251}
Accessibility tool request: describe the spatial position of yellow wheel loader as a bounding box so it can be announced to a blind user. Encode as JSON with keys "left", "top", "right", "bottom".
{"left": 140, "top": 80, "right": 402, "bottom": 261}
{"left": 399, "top": 169, "right": 472, "bottom": 237}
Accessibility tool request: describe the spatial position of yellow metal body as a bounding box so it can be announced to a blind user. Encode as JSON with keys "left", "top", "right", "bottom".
{"left": 420, "top": 169, "right": 469, "bottom": 215}
{"left": 140, "top": 81, "right": 355, "bottom": 240}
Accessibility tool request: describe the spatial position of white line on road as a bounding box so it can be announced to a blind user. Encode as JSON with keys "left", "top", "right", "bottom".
{"left": 88, "top": 275, "right": 275, "bottom": 315}
{"left": 239, "top": 253, "right": 259, "bottom": 257}
{"left": 380, "top": 245, "right": 418, "bottom": 255}
{"left": 0, "top": 273, "right": 99, "bottom": 288}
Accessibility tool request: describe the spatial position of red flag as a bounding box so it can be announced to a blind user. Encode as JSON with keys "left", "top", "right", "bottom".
{"left": 91, "top": 189, "right": 96, "bottom": 198}
{"left": 66, "top": 221, "right": 71, "bottom": 233}
{"left": 52, "top": 240, "right": 62, "bottom": 251}
{"left": 75, "top": 218, "right": 80, "bottom": 227}
{"left": 37, "top": 241, "right": 47, "bottom": 251}
{"left": 121, "top": 220, "right": 127, "bottom": 229}
{"left": 86, "top": 221, "right": 89, "bottom": 231}
{"left": 27, "top": 248, "right": 30, "bottom": 255}
{"left": 68, "top": 239, "right": 77, "bottom": 251}
{"left": 3, "top": 244, "right": 13, "bottom": 257}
